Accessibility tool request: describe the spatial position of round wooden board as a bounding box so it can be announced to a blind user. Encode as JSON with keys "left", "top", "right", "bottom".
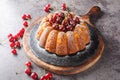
{"left": 23, "top": 16, "right": 104, "bottom": 75}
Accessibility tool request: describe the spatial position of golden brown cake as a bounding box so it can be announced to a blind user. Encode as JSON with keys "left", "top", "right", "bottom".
{"left": 36, "top": 11, "right": 90, "bottom": 56}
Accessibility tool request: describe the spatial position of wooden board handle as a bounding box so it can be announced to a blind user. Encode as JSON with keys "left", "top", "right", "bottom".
{"left": 87, "top": 6, "right": 101, "bottom": 18}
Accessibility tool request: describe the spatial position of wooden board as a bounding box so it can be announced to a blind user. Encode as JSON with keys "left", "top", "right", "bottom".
{"left": 23, "top": 16, "right": 104, "bottom": 75}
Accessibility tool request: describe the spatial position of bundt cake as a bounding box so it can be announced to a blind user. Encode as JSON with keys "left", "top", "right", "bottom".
{"left": 36, "top": 11, "right": 90, "bottom": 56}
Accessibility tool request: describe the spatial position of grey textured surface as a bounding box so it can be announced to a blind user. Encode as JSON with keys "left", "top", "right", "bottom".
{"left": 0, "top": 0, "right": 120, "bottom": 80}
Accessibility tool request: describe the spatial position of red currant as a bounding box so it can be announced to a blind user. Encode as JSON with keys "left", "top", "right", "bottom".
{"left": 31, "top": 72, "right": 38, "bottom": 80}
{"left": 9, "top": 37, "right": 14, "bottom": 42}
{"left": 45, "top": 72, "right": 52, "bottom": 80}
{"left": 14, "top": 35, "right": 18, "bottom": 41}
{"left": 25, "top": 61, "right": 32, "bottom": 67}
{"left": 25, "top": 68, "right": 32, "bottom": 75}
{"left": 15, "top": 41, "right": 21, "bottom": 48}
{"left": 75, "top": 17, "right": 80, "bottom": 24}
{"left": 10, "top": 42, "right": 15, "bottom": 48}
{"left": 61, "top": 3, "right": 66, "bottom": 10}
{"left": 40, "top": 76, "right": 46, "bottom": 80}
{"left": 26, "top": 14, "right": 31, "bottom": 19}
{"left": 22, "top": 14, "right": 27, "bottom": 20}
{"left": 44, "top": 7, "right": 49, "bottom": 12}
{"left": 11, "top": 49, "right": 17, "bottom": 55}
{"left": 8, "top": 33, "right": 13, "bottom": 38}
{"left": 46, "top": 4, "right": 51, "bottom": 8}
{"left": 23, "top": 21, "right": 28, "bottom": 27}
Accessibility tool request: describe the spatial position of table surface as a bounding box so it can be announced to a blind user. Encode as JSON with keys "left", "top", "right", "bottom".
{"left": 0, "top": 0, "right": 120, "bottom": 80}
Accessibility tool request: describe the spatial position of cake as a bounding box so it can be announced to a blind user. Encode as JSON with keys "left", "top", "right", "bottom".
{"left": 36, "top": 11, "right": 90, "bottom": 56}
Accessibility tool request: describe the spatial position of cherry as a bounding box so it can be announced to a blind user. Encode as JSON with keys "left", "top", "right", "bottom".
{"left": 22, "top": 14, "right": 27, "bottom": 20}
{"left": 62, "top": 20, "right": 68, "bottom": 27}
{"left": 75, "top": 17, "right": 80, "bottom": 24}
{"left": 31, "top": 72, "right": 38, "bottom": 80}
{"left": 10, "top": 42, "right": 15, "bottom": 48}
{"left": 15, "top": 41, "right": 21, "bottom": 48}
{"left": 66, "top": 25, "right": 73, "bottom": 31}
{"left": 56, "top": 17, "right": 63, "bottom": 24}
{"left": 23, "top": 21, "right": 28, "bottom": 27}
{"left": 45, "top": 72, "right": 52, "bottom": 79}
{"left": 70, "top": 20, "right": 76, "bottom": 27}
{"left": 59, "top": 12, "right": 65, "bottom": 19}
{"left": 61, "top": 3, "right": 66, "bottom": 10}
{"left": 40, "top": 76, "right": 46, "bottom": 80}
{"left": 25, "top": 68, "right": 32, "bottom": 75}
{"left": 59, "top": 25, "right": 64, "bottom": 31}
{"left": 25, "top": 61, "right": 32, "bottom": 67}
{"left": 49, "top": 18, "right": 54, "bottom": 24}
{"left": 11, "top": 49, "right": 17, "bottom": 55}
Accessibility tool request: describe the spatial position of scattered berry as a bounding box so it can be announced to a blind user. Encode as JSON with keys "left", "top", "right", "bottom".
{"left": 14, "top": 35, "right": 18, "bottom": 41}
{"left": 61, "top": 3, "right": 66, "bottom": 10}
{"left": 44, "top": 4, "right": 51, "bottom": 12}
{"left": 46, "top": 4, "right": 51, "bottom": 8}
{"left": 31, "top": 72, "right": 38, "bottom": 80}
{"left": 8, "top": 33, "right": 13, "bottom": 38}
{"left": 25, "top": 68, "right": 32, "bottom": 75}
{"left": 22, "top": 14, "right": 27, "bottom": 20}
{"left": 9, "top": 36, "right": 15, "bottom": 42}
{"left": 10, "top": 42, "right": 15, "bottom": 48}
{"left": 26, "top": 14, "right": 31, "bottom": 19}
{"left": 25, "top": 61, "right": 32, "bottom": 67}
{"left": 45, "top": 72, "right": 52, "bottom": 79}
{"left": 11, "top": 49, "right": 17, "bottom": 55}
{"left": 15, "top": 41, "right": 21, "bottom": 48}
{"left": 40, "top": 76, "right": 46, "bottom": 80}
{"left": 23, "top": 21, "right": 28, "bottom": 27}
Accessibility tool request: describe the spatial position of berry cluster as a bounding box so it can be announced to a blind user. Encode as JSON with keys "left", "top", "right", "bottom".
{"left": 49, "top": 12, "right": 80, "bottom": 32}
{"left": 44, "top": 3, "right": 67, "bottom": 13}
{"left": 25, "top": 61, "right": 53, "bottom": 80}
{"left": 8, "top": 28, "right": 25, "bottom": 55}
{"left": 22, "top": 14, "right": 31, "bottom": 27}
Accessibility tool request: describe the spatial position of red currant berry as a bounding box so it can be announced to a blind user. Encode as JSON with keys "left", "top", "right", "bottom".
{"left": 44, "top": 7, "right": 49, "bottom": 12}
{"left": 46, "top": 4, "right": 51, "bottom": 8}
{"left": 45, "top": 72, "right": 52, "bottom": 79}
{"left": 22, "top": 14, "right": 27, "bottom": 20}
{"left": 8, "top": 33, "right": 13, "bottom": 38}
{"left": 20, "top": 28, "right": 25, "bottom": 32}
{"left": 10, "top": 42, "right": 15, "bottom": 48}
{"left": 61, "top": 3, "right": 66, "bottom": 10}
{"left": 9, "top": 37, "right": 14, "bottom": 42}
{"left": 40, "top": 76, "right": 46, "bottom": 80}
{"left": 25, "top": 68, "right": 32, "bottom": 75}
{"left": 26, "top": 14, "right": 31, "bottom": 19}
{"left": 31, "top": 72, "right": 38, "bottom": 80}
{"left": 15, "top": 41, "right": 21, "bottom": 48}
{"left": 25, "top": 61, "right": 32, "bottom": 67}
{"left": 14, "top": 35, "right": 18, "bottom": 41}
{"left": 11, "top": 49, "right": 17, "bottom": 55}
{"left": 23, "top": 21, "right": 28, "bottom": 27}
